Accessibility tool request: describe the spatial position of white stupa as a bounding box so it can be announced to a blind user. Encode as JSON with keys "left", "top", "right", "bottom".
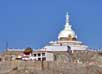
{"left": 58, "top": 12, "right": 77, "bottom": 40}
{"left": 41, "top": 12, "right": 88, "bottom": 51}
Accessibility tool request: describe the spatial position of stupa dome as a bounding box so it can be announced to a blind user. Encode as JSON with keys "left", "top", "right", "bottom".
{"left": 58, "top": 12, "right": 77, "bottom": 41}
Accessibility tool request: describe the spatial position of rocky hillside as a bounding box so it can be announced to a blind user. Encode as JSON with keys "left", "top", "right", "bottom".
{"left": 0, "top": 50, "right": 102, "bottom": 74}
{"left": 0, "top": 61, "right": 101, "bottom": 74}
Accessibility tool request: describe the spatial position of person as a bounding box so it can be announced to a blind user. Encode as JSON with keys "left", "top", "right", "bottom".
{"left": 67, "top": 46, "right": 72, "bottom": 53}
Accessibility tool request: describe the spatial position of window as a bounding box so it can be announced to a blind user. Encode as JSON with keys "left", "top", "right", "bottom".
{"left": 38, "top": 53, "right": 41, "bottom": 56}
{"left": 42, "top": 57, "right": 46, "bottom": 61}
{"left": 38, "top": 58, "right": 41, "bottom": 61}
{"left": 42, "top": 53, "right": 45, "bottom": 56}
{"left": 34, "top": 54, "right": 36, "bottom": 57}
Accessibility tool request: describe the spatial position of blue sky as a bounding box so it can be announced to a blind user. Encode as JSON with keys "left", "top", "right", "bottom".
{"left": 0, "top": 0, "right": 102, "bottom": 51}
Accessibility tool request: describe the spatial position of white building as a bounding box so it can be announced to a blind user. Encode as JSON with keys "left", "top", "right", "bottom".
{"left": 41, "top": 12, "right": 88, "bottom": 51}
{"left": 22, "top": 52, "right": 54, "bottom": 61}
